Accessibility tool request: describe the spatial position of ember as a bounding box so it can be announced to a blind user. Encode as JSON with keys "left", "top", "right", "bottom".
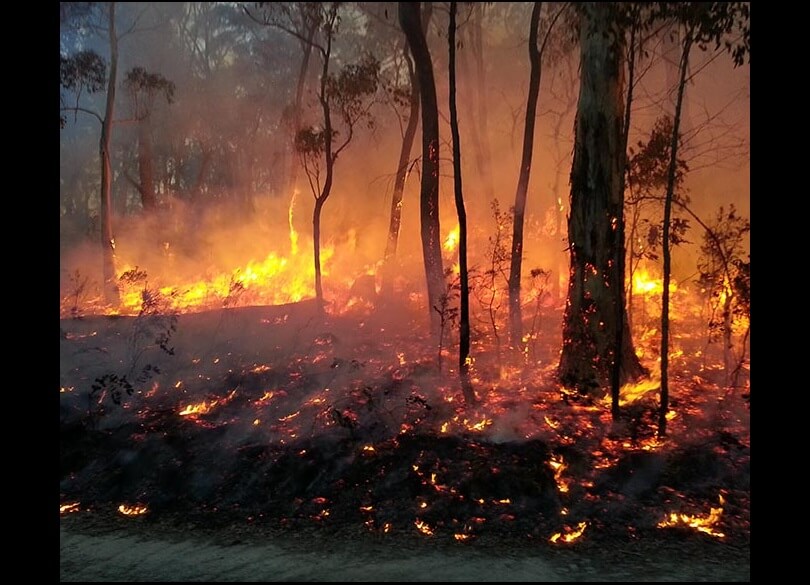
{"left": 658, "top": 495, "right": 726, "bottom": 539}
{"left": 117, "top": 504, "right": 148, "bottom": 516}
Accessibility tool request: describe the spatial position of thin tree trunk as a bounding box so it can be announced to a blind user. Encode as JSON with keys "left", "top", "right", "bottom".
{"left": 100, "top": 1, "right": 119, "bottom": 305}
{"left": 400, "top": 1, "right": 445, "bottom": 333}
{"left": 449, "top": 1, "right": 474, "bottom": 404}
{"left": 659, "top": 30, "right": 693, "bottom": 437}
{"left": 558, "top": 2, "right": 645, "bottom": 395}
{"left": 286, "top": 30, "right": 315, "bottom": 199}
{"left": 312, "top": 28, "right": 335, "bottom": 316}
{"left": 382, "top": 38, "right": 422, "bottom": 295}
{"left": 611, "top": 20, "right": 638, "bottom": 420}
{"left": 507, "top": 1, "right": 543, "bottom": 348}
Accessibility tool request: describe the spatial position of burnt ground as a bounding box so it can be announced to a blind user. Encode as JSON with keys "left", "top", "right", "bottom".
{"left": 59, "top": 301, "right": 750, "bottom": 581}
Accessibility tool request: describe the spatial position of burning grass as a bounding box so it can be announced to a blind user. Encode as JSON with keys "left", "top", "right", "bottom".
{"left": 60, "top": 290, "right": 749, "bottom": 548}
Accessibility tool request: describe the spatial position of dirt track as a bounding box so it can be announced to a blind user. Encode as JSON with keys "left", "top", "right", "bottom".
{"left": 60, "top": 518, "right": 750, "bottom": 582}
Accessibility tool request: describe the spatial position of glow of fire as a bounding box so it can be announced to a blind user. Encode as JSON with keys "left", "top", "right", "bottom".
{"left": 657, "top": 494, "right": 726, "bottom": 538}
{"left": 600, "top": 378, "right": 661, "bottom": 408}
{"left": 454, "top": 533, "right": 472, "bottom": 542}
{"left": 288, "top": 190, "right": 299, "bottom": 256}
{"left": 414, "top": 519, "right": 434, "bottom": 536}
{"left": 632, "top": 268, "right": 677, "bottom": 296}
{"left": 60, "top": 502, "right": 80, "bottom": 514}
{"left": 118, "top": 504, "right": 148, "bottom": 516}
{"left": 443, "top": 224, "right": 460, "bottom": 252}
{"left": 178, "top": 389, "right": 237, "bottom": 418}
{"left": 549, "top": 521, "right": 588, "bottom": 544}
{"left": 548, "top": 455, "right": 570, "bottom": 494}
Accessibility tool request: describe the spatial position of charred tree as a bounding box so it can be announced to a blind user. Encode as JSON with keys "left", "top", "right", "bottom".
{"left": 656, "top": 1, "right": 749, "bottom": 436}
{"left": 99, "top": 1, "right": 119, "bottom": 304}
{"left": 507, "top": 2, "right": 565, "bottom": 347}
{"left": 558, "top": 3, "right": 646, "bottom": 395}
{"left": 294, "top": 6, "right": 379, "bottom": 314}
{"left": 400, "top": 2, "right": 445, "bottom": 332}
{"left": 382, "top": 4, "right": 432, "bottom": 295}
{"left": 448, "top": 1, "right": 474, "bottom": 404}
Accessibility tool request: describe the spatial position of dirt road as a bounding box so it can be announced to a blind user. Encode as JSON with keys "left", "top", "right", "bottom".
{"left": 59, "top": 518, "right": 749, "bottom": 582}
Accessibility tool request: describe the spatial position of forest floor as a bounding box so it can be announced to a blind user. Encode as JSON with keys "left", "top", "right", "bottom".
{"left": 59, "top": 297, "right": 750, "bottom": 582}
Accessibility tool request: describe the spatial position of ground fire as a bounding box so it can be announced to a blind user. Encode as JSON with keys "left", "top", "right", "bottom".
{"left": 60, "top": 3, "right": 748, "bottom": 577}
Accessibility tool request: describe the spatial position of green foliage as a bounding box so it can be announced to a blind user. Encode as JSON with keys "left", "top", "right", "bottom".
{"left": 123, "top": 66, "right": 176, "bottom": 105}
{"left": 626, "top": 116, "right": 691, "bottom": 261}
{"left": 653, "top": 2, "right": 750, "bottom": 67}
{"left": 60, "top": 50, "right": 106, "bottom": 127}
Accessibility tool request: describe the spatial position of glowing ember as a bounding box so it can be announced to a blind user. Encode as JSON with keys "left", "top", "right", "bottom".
{"left": 548, "top": 455, "right": 570, "bottom": 493}
{"left": 549, "top": 521, "right": 588, "bottom": 544}
{"left": 118, "top": 504, "right": 148, "bottom": 516}
{"left": 60, "top": 502, "right": 80, "bottom": 514}
{"left": 278, "top": 410, "right": 301, "bottom": 422}
{"left": 454, "top": 533, "right": 473, "bottom": 542}
{"left": 362, "top": 445, "right": 376, "bottom": 452}
{"left": 657, "top": 494, "right": 726, "bottom": 538}
{"left": 414, "top": 519, "right": 434, "bottom": 536}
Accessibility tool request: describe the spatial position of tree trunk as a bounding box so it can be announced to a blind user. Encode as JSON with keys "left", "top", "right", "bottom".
{"left": 470, "top": 5, "right": 495, "bottom": 205}
{"left": 659, "top": 31, "right": 693, "bottom": 437}
{"left": 449, "top": 1, "right": 474, "bottom": 405}
{"left": 399, "top": 2, "right": 445, "bottom": 332}
{"left": 507, "top": 1, "right": 543, "bottom": 348}
{"left": 285, "top": 28, "right": 315, "bottom": 199}
{"left": 382, "top": 40, "right": 422, "bottom": 295}
{"left": 558, "top": 3, "right": 645, "bottom": 395}
{"left": 100, "top": 1, "right": 119, "bottom": 305}
{"left": 610, "top": 19, "right": 638, "bottom": 419}
{"left": 312, "top": 27, "right": 335, "bottom": 316}
{"left": 137, "top": 117, "right": 157, "bottom": 212}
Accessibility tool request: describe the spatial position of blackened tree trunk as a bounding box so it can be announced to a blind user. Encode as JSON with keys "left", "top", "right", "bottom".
{"left": 507, "top": 1, "right": 543, "bottom": 347}
{"left": 558, "top": 3, "right": 645, "bottom": 395}
{"left": 449, "top": 1, "right": 474, "bottom": 404}
{"left": 399, "top": 1, "right": 445, "bottom": 332}
{"left": 659, "top": 28, "right": 693, "bottom": 437}
{"left": 382, "top": 17, "right": 426, "bottom": 295}
{"left": 611, "top": 14, "right": 640, "bottom": 419}
{"left": 100, "top": 1, "right": 119, "bottom": 304}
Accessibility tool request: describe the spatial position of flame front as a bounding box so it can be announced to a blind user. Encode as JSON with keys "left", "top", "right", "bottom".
{"left": 658, "top": 494, "right": 726, "bottom": 538}
{"left": 443, "top": 224, "right": 460, "bottom": 252}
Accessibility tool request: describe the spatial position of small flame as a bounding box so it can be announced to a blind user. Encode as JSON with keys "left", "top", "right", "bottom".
{"left": 288, "top": 190, "right": 299, "bottom": 256}
{"left": 454, "top": 533, "right": 473, "bottom": 541}
{"left": 60, "top": 502, "right": 80, "bottom": 514}
{"left": 118, "top": 504, "right": 148, "bottom": 516}
{"left": 549, "top": 521, "right": 588, "bottom": 544}
{"left": 657, "top": 494, "right": 726, "bottom": 538}
{"left": 548, "top": 455, "right": 570, "bottom": 494}
{"left": 414, "top": 519, "right": 434, "bottom": 536}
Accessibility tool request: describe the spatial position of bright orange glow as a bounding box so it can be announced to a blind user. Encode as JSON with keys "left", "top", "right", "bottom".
{"left": 657, "top": 494, "right": 726, "bottom": 538}
{"left": 549, "top": 521, "right": 588, "bottom": 544}
{"left": 118, "top": 504, "right": 148, "bottom": 516}
{"left": 443, "top": 224, "right": 460, "bottom": 252}
{"left": 414, "top": 519, "right": 434, "bottom": 536}
{"left": 454, "top": 533, "right": 472, "bottom": 541}
{"left": 288, "top": 190, "right": 299, "bottom": 256}
{"left": 178, "top": 390, "right": 237, "bottom": 418}
{"left": 60, "top": 502, "right": 80, "bottom": 514}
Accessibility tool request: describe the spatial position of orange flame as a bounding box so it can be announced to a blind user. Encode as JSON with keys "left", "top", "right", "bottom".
{"left": 548, "top": 455, "right": 570, "bottom": 494}
{"left": 414, "top": 519, "right": 434, "bottom": 536}
{"left": 60, "top": 502, "right": 80, "bottom": 515}
{"left": 118, "top": 504, "right": 148, "bottom": 516}
{"left": 549, "top": 521, "right": 588, "bottom": 544}
{"left": 443, "top": 224, "right": 460, "bottom": 252}
{"left": 657, "top": 494, "right": 726, "bottom": 538}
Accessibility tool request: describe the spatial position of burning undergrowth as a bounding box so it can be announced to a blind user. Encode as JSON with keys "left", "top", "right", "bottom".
{"left": 60, "top": 299, "right": 749, "bottom": 547}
